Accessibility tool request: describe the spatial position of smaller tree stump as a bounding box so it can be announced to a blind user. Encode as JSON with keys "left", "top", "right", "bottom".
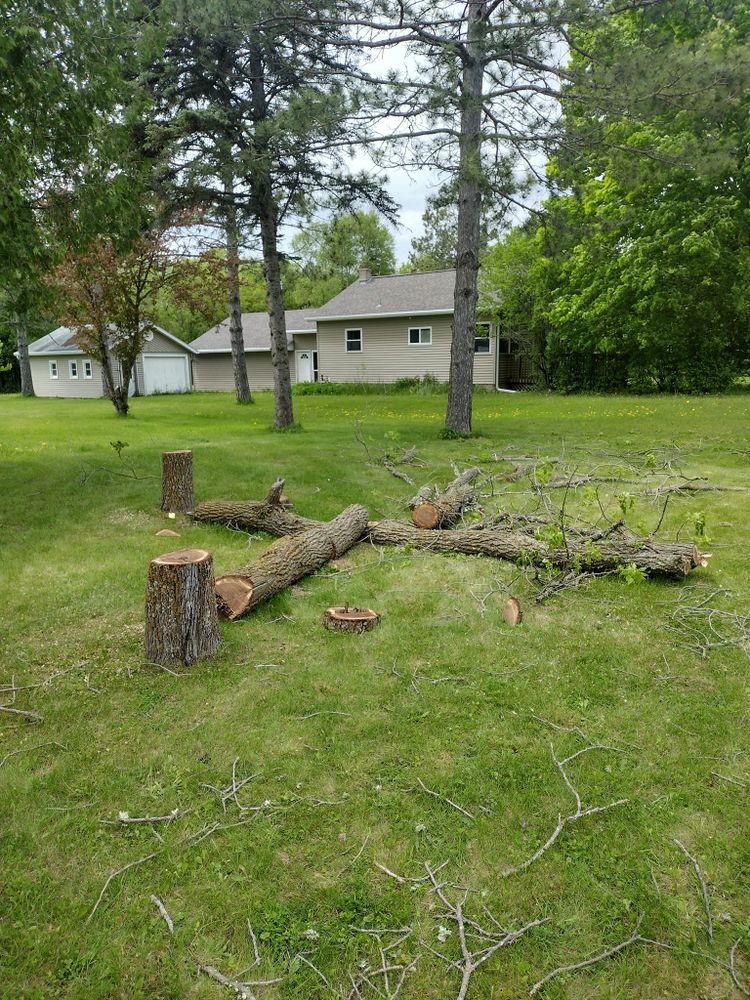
{"left": 503, "top": 597, "right": 523, "bottom": 626}
{"left": 145, "top": 548, "right": 220, "bottom": 666}
{"left": 324, "top": 606, "right": 381, "bottom": 634}
{"left": 161, "top": 450, "right": 195, "bottom": 514}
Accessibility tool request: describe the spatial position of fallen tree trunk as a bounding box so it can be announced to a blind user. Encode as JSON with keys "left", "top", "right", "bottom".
{"left": 410, "top": 467, "right": 482, "bottom": 529}
{"left": 215, "top": 504, "right": 369, "bottom": 619}
{"left": 194, "top": 479, "right": 315, "bottom": 536}
{"left": 367, "top": 520, "right": 701, "bottom": 578}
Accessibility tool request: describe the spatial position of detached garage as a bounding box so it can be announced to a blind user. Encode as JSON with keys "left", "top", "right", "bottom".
{"left": 27, "top": 326, "right": 195, "bottom": 398}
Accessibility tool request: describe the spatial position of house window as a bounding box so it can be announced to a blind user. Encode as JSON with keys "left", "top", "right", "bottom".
{"left": 497, "top": 336, "right": 520, "bottom": 355}
{"left": 83, "top": 360, "right": 93, "bottom": 379}
{"left": 345, "top": 328, "right": 362, "bottom": 353}
{"left": 69, "top": 360, "right": 79, "bottom": 379}
{"left": 49, "top": 361, "right": 58, "bottom": 379}
{"left": 312, "top": 351, "right": 319, "bottom": 382}
{"left": 474, "top": 323, "right": 492, "bottom": 354}
{"left": 408, "top": 326, "right": 432, "bottom": 346}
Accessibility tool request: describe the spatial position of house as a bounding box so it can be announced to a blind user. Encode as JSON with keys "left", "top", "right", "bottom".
{"left": 26, "top": 326, "right": 195, "bottom": 398}
{"left": 190, "top": 309, "right": 318, "bottom": 391}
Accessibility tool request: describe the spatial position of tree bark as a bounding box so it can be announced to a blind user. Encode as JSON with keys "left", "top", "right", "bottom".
{"left": 161, "top": 450, "right": 195, "bottom": 513}
{"left": 259, "top": 207, "right": 295, "bottom": 428}
{"left": 145, "top": 548, "right": 221, "bottom": 666}
{"left": 14, "top": 312, "right": 34, "bottom": 396}
{"left": 215, "top": 504, "right": 368, "bottom": 619}
{"left": 225, "top": 175, "right": 252, "bottom": 405}
{"left": 194, "top": 478, "right": 316, "bottom": 535}
{"left": 445, "top": 1, "right": 487, "bottom": 435}
{"left": 411, "top": 467, "right": 481, "bottom": 528}
{"left": 367, "top": 520, "right": 700, "bottom": 578}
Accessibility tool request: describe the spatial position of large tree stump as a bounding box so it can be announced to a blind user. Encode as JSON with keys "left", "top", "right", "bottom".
{"left": 161, "top": 450, "right": 195, "bottom": 514}
{"left": 411, "top": 467, "right": 481, "bottom": 529}
{"left": 194, "top": 478, "right": 315, "bottom": 536}
{"left": 145, "top": 548, "right": 220, "bottom": 666}
{"left": 324, "top": 606, "right": 381, "bottom": 633}
{"left": 215, "top": 504, "right": 369, "bottom": 620}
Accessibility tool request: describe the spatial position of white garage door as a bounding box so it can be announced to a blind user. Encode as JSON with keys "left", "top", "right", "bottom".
{"left": 142, "top": 355, "right": 190, "bottom": 395}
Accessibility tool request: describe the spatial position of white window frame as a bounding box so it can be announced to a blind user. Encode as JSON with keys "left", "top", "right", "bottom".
{"left": 408, "top": 326, "right": 432, "bottom": 346}
{"left": 49, "top": 360, "right": 58, "bottom": 379}
{"left": 474, "top": 322, "right": 492, "bottom": 355}
{"left": 83, "top": 360, "right": 93, "bottom": 379}
{"left": 69, "top": 360, "right": 79, "bottom": 379}
{"left": 345, "top": 328, "right": 363, "bottom": 353}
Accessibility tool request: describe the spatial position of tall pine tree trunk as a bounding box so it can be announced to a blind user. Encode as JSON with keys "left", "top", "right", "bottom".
{"left": 259, "top": 204, "right": 294, "bottom": 429}
{"left": 225, "top": 177, "right": 252, "bottom": 405}
{"left": 14, "top": 312, "right": 34, "bottom": 397}
{"left": 445, "top": 0, "right": 487, "bottom": 436}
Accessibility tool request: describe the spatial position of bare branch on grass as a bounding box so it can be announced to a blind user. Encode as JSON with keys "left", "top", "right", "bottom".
{"left": 529, "top": 918, "right": 647, "bottom": 996}
{"left": 86, "top": 850, "right": 163, "bottom": 922}
{"left": 0, "top": 741, "right": 67, "bottom": 769}
{"left": 502, "top": 743, "right": 628, "bottom": 876}
{"left": 673, "top": 838, "right": 713, "bottom": 942}
{"left": 150, "top": 894, "right": 174, "bottom": 933}
{"left": 416, "top": 777, "right": 475, "bottom": 819}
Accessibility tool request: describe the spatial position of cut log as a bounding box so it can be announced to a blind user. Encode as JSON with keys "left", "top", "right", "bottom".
{"left": 324, "top": 606, "right": 381, "bottom": 633}
{"left": 145, "top": 548, "right": 220, "bottom": 666}
{"left": 215, "top": 504, "right": 369, "bottom": 620}
{"left": 194, "top": 479, "right": 316, "bottom": 536}
{"left": 503, "top": 597, "right": 523, "bottom": 626}
{"left": 367, "top": 520, "right": 700, "bottom": 579}
{"left": 411, "top": 466, "right": 481, "bottom": 529}
{"left": 161, "top": 451, "right": 195, "bottom": 514}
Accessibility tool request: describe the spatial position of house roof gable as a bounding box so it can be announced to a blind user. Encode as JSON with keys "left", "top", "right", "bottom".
{"left": 310, "top": 269, "right": 456, "bottom": 322}
{"left": 27, "top": 325, "right": 196, "bottom": 356}
{"left": 190, "top": 309, "right": 317, "bottom": 353}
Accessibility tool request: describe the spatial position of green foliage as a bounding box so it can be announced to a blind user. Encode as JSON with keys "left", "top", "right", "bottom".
{"left": 616, "top": 562, "right": 648, "bottom": 585}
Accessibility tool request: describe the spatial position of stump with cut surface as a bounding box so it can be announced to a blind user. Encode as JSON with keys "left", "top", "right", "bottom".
{"left": 324, "top": 606, "right": 381, "bottom": 633}
{"left": 215, "top": 504, "right": 369, "bottom": 620}
{"left": 503, "top": 597, "right": 523, "bottom": 626}
{"left": 411, "top": 467, "right": 482, "bottom": 529}
{"left": 161, "top": 450, "right": 195, "bottom": 514}
{"left": 145, "top": 548, "right": 220, "bottom": 666}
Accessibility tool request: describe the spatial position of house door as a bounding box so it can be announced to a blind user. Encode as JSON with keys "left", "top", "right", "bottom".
{"left": 296, "top": 351, "right": 314, "bottom": 383}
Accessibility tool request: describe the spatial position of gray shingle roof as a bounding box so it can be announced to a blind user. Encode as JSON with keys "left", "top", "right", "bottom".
{"left": 191, "top": 310, "right": 316, "bottom": 352}
{"left": 311, "top": 269, "right": 456, "bottom": 320}
{"left": 28, "top": 327, "right": 84, "bottom": 354}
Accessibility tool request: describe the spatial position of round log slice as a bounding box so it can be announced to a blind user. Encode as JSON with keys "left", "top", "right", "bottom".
{"left": 503, "top": 597, "right": 523, "bottom": 626}
{"left": 324, "top": 606, "right": 381, "bottom": 634}
{"left": 145, "top": 548, "right": 220, "bottom": 666}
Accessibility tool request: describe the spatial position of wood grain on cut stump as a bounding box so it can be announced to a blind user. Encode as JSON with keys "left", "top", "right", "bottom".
{"left": 324, "top": 606, "right": 381, "bottom": 633}
{"left": 503, "top": 597, "right": 523, "bottom": 626}
{"left": 161, "top": 450, "right": 195, "bottom": 514}
{"left": 145, "top": 548, "right": 220, "bottom": 666}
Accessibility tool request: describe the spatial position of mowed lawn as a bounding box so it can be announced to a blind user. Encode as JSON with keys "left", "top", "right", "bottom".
{"left": 0, "top": 389, "right": 749, "bottom": 1000}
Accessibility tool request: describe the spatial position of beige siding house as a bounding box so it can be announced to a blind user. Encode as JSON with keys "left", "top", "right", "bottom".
{"left": 27, "top": 326, "right": 194, "bottom": 398}
{"left": 310, "top": 268, "right": 498, "bottom": 386}
{"left": 191, "top": 310, "right": 318, "bottom": 391}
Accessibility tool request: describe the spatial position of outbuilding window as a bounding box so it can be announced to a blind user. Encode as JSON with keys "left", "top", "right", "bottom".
{"left": 49, "top": 361, "right": 58, "bottom": 379}
{"left": 83, "top": 360, "right": 93, "bottom": 379}
{"left": 345, "top": 328, "right": 362, "bottom": 353}
{"left": 474, "top": 323, "right": 492, "bottom": 354}
{"left": 408, "top": 326, "right": 432, "bottom": 345}
{"left": 69, "top": 360, "right": 79, "bottom": 379}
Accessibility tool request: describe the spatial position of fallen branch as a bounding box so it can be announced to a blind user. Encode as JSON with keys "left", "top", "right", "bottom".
{"left": 194, "top": 479, "right": 317, "bottom": 537}
{"left": 410, "top": 468, "right": 482, "bottom": 529}
{"left": 416, "top": 777, "right": 475, "bottom": 820}
{"left": 673, "top": 838, "right": 713, "bottom": 942}
{"left": 150, "top": 894, "right": 174, "bottom": 934}
{"left": 86, "top": 850, "right": 163, "bottom": 922}
{"left": 529, "top": 919, "right": 647, "bottom": 996}
{"left": 502, "top": 743, "right": 628, "bottom": 876}
{"left": 0, "top": 741, "right": 67, "bottom": 769}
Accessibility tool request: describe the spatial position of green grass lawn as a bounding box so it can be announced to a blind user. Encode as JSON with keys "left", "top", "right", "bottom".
{"left": 0, "top": 389, "right": 748, "bottom": 999}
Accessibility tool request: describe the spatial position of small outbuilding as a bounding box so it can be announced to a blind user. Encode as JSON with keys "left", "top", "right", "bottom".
{"left": 26, "top": 326, "right": 195, "bottom": 398}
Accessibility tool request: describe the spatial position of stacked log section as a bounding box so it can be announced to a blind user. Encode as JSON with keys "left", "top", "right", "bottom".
{"left": 145, "top": 548, "right": 220, "bottom": 665}
{"left": 194, "top": 478, "right": 317, "bottom": 537}
{"left": 215, "top": 504, "right": 369, "bottom": 620}
{"left": 368, "top": 521, "right": 699, "bottom": 579}
{"left": 161, "top": 450, "right": 195, "bottom": 513}
{"left": 410, "top": 467, "right": 481, "bottom": 529}
{"left": 324, "top": 606, "right": 381, "bottom": 633}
